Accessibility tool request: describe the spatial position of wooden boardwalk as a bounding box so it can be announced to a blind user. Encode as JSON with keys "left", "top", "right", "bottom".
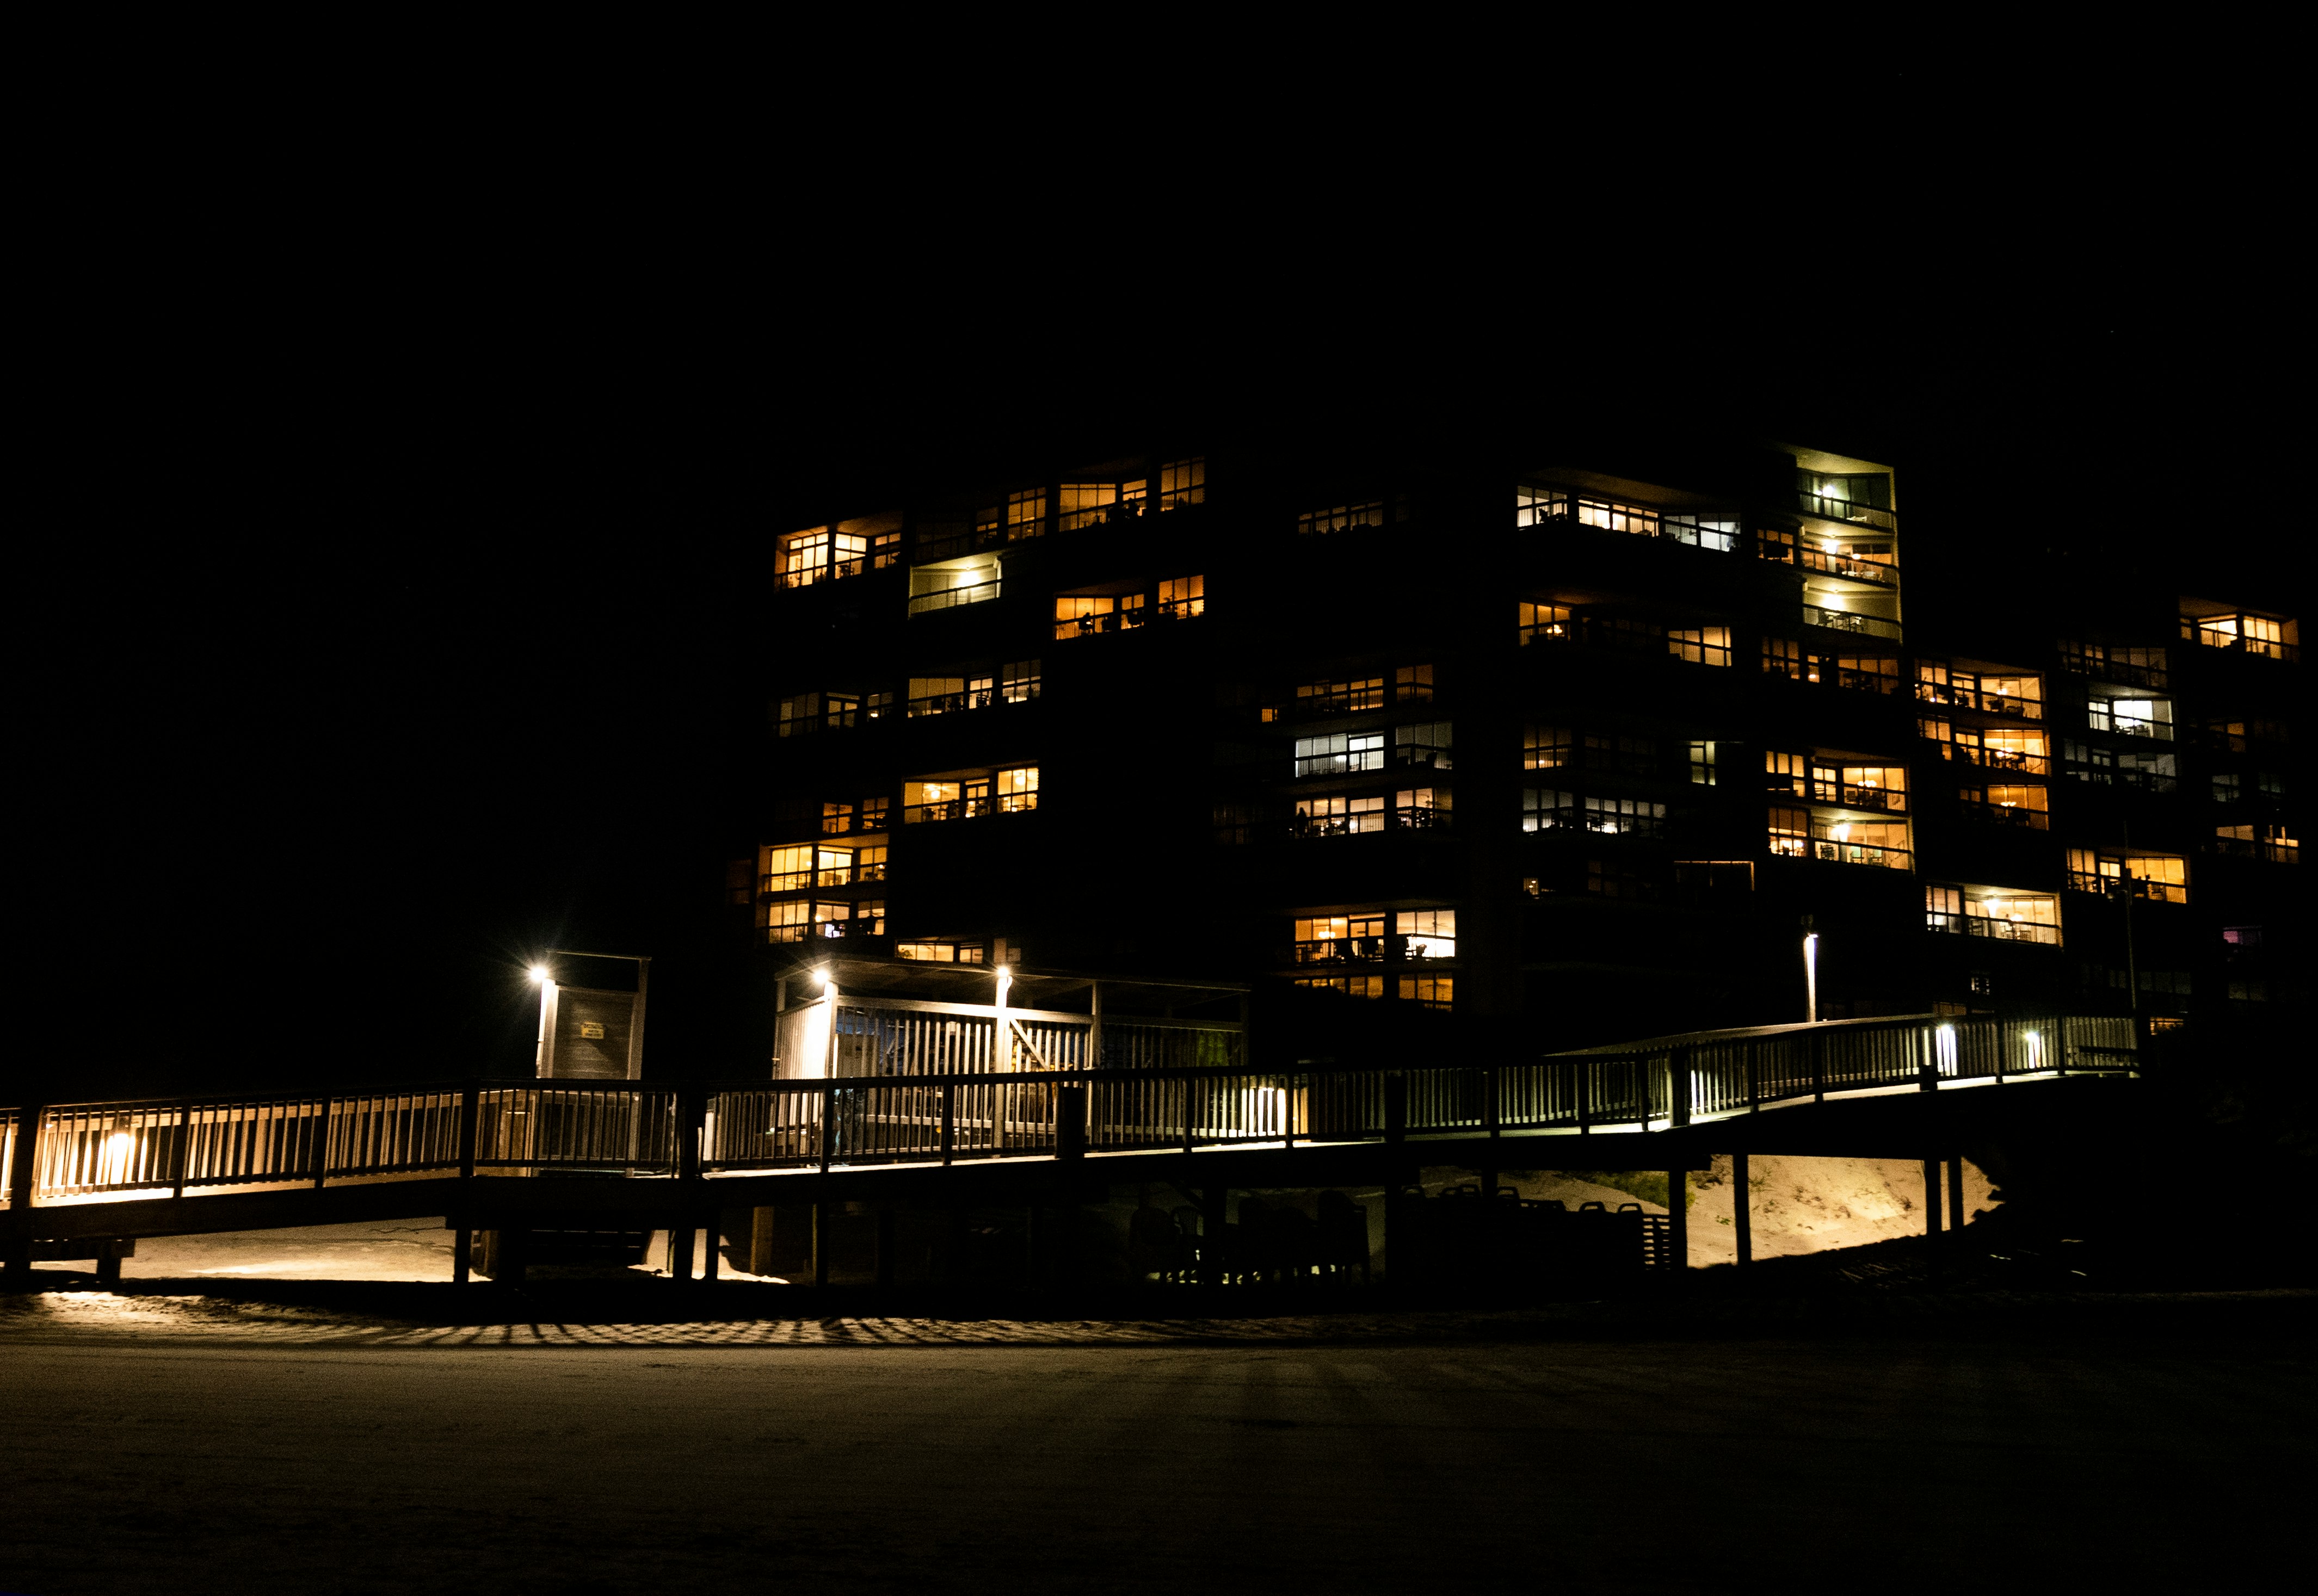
{"left": 4, "top": 1012, "right": 2137, "bottom": 1270}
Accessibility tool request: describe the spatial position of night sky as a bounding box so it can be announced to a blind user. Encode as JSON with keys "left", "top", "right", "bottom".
{"left": 17, "top": 301, "right": 2295, "bottom": 1107}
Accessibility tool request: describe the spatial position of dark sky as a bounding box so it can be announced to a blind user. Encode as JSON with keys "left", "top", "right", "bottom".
{"left": 17, "top": 280, "right": 2297, "bottom": 1104}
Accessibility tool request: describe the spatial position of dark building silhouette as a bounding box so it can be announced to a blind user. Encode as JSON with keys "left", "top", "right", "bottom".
{"left": 737, "top": 437, "right": 2302, "bottom": 1069}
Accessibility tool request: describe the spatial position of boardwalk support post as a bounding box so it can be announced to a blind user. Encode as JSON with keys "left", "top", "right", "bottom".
{"left": 3, "top": 1105, "right": 41, "bottom": 1289}
{"left": 1946, "top": 1153, "right": 1965, "bottom": 1234}
{"left": 1670, "top": 1048, "right": 1692, "bottom": 1129}
{"left": 1731, "top": 1151, "right": 1752, "bottom": 1269}
{"left": 453, "top": 1082, "right": 478, "bottom": 1286}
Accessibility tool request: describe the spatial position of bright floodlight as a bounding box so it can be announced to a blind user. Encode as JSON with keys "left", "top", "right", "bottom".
{"left": 814, "top": 968, "right": 831, "bottom": 989}
{"left": 528, "top": 965, "right": 550, "bottom": 983}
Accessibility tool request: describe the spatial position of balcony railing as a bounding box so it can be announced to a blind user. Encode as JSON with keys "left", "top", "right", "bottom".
{"left": 2060, "top": 645, "right": 2167, "bottom": 688}
{"left": 2182, "top": 618, "right": 2298, "bottom": 661}
{"left": 1797, "top": 547, "right": 1899, "bottom": 586}
{"left": 1796, "top": 491, "right": 1896, "bottom": 530}
{"left": 908, "top": 688, "right": 995, "bottom": 717}
{"left": 2208, "top": 835, "right": 2299, "bottom": 864}
{"left": 1809, "top": 781, "right": 1907, "bottom": 813}
{"left": 1287, "top": 937, "right": 1389, "bottom": 964}
{"left": 1927, "top": 911, "right": 2061, "bottom": 944}
{"left": 2068, "top": 873, "right": 2188, "bottom": 904}
{"left": 1916, "top": 682, "right": 2043, "bottom": 720}
{"left": 1802, "top": 604, "right": 1902, "bottom": 640}
{"left": 1772, "top": 836, "right": 1913, "bottom": 870}
{"left": 908, "top": 580, "right": 1000, "bottom": 615}
{"left": 1944, "top": 744, "right": 2051, "bottom": 775}
{"left": 1957, "top": 802, "right": 2049, "bottom": 831}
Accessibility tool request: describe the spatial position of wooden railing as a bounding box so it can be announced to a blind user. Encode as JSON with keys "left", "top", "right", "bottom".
{"left": 0, "top": 1014, "right": 2136, "bottom": 1210}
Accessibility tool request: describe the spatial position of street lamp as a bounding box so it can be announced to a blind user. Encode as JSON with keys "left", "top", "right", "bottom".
{"left": 1802, "top": 915, "right": 1820, "bottom": 1024}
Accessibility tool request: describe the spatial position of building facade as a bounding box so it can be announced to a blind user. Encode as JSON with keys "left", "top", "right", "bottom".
{"left": 737, "top": 438, "right": 2301, "bottom": 1066}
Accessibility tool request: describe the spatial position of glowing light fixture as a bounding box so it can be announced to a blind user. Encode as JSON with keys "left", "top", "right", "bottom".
{"left": 528, "top": 965, "right": 551, "bottom": 983}
{"left": 813, "top": 967, "right": 832, "bottom": 991}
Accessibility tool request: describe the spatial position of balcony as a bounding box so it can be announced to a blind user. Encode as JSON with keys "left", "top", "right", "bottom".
{"left": 1796, "top": 490, "right": 1897, "bottom": 530}
{"left": 2209, "top": 826, "right": 2298, "bottom": 864}
{"left": 1926, "top": 911, "right": 2061, "bottom": 945}
{"left": 1957, "top": 801, "right": 2049, "bottom": 832}
{"left": 2058, "top": 642, "right": 2167, "bottom": 688}
{"left": 1809, "top": 779, "right": 1906, "bottom": 813}
{"left": 1915, "top": 680, "right": 2043, "bottom": 720}
{"left": 1802, "top": 604, "right": 1902, "bottom": 641}
{"left": 2181, "top": 611, "right": 2298, "bottom": 663}
{"left": 1773, "top": 835, "right": 1913, "bottom": 870}
{"left": 1798, "top": 546, "right": 1900, "bottom": 587}
{"left": 908, "top": 578, "right": 999, "bottom": 616}
{"left": 1943, "top": 743, "right": 2051, "bottom": 776}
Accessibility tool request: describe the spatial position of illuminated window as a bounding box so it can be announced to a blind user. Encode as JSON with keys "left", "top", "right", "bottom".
{"left": 1158, "top": 575, "right": 1205, "bottom": 620}
{"left": 1763, "top": 637, "right": 1806, "bottom": 679}
{"left": 1689, "top": 741, "right": 1717, "bottom": 785}
{"left": 2184, "top": 610, "right": 2297, "bottom": 660}
{"left": 1829, "top": 655, "right": 1900, "bottom": 693}
{"left": 1768, "top": 805, "right": 1811, "bottom": 858}
{"left": 854, "top": 845, "right": 888, "bottom": 884}
{"left": 908, "top": 558, "right": 1000, "bottom": 615}
{"left": 2066, "top": 849, "right": 2188, "bottom": 902}
{"left": 1005, "top": 488, "right": 1047, "bottom": 542}
{"left": 1524, "top": 726, "right": 1572, "bottom": 770}
{"left": 2063, "top": 740, "right": 2177, "bottom": 791}
{"left": 1395, "top": 787, "right": 1451, "bottom": 829}
{"left": 812, "top": 902, "right": 852, "bottom": 938}
{"left": 763, "top": 844, "right": 813, "bottom": 893}
{"left": 1055, "top": 595, "right": 1115, "bottom": 641}
{"left": 1662, "top": 512, "right": 1740, "bottom": 552}
{"left": 2087, "top": 694, "right": 2172, "bottom": 739}
{"left": 1764, "top": 752, "right": 1807, "bottom": 793}
{"left": 1293, "top": 794, "right": 1385, "bottom": 837}
{"left": 996, "top": 766, "right": 1040, "bottom": 813}
{"left": 1398, "top": 975, "right": 1453, "bottom": 1010}
{"left": 897, "top": 941, "right": 985, "bottom": 963}
{"left": 778, "top": 527, "right": 833, "bottom": 589}
{"left": 1294, "top": 732, "right": 1384, "bottom": 778}
{"left": 1515, "top": 486, "right": 1569, "bottom": 528}
{"left": 855, "top": 901, "right": 886, "bottom": 937}
{"left": 813, "top": 848, "right": 856, "bottom": 888}
{"left": 1667, "top": 627, "right": 1733, "bottom": 667}
{"left": 1159, "top": 457, "right": 1205, "bottom": 509}
{"left": 1957, "top": 783, "right": 2048, "bottom": 829}
{"left": 1575, "top": 497, "right": 1659, "bottom": 538}
{"left": 1582, "top": 796, "right": 1665, "bottom": 837}
{"left": 1394, "top": 723, "right": 1453, "bottom": 770}
{"left": 1396, "top": 664, "right": 1434, "bottom": 702}
{"left": 1294, "top": 974, "right": 1385, "bottom": 999}
{"left": 1057, "top": 482, "right": 1118, "bottom": 531}
{"left": 822, "top": 801, "right": 855, "bottom": 835}
{"left": 777, "top": 693, "right": 821, "bottom": 737}
{"left": 1522, "top": 788, "right": 1577, "bottom": 832}
{"left": 1755, "top": 525, "right": 1797, "bottom": 563}
{"left": 1397, "top": 910, "right": 1455, "bottom": 959}
{"left": 1292, "top": 915, "right": 1385, "bottom": 962}
{"left": 860, "top": 797, "right": 889, "bottom": 830}
{"left": 1299, "top": 501, "right": 1387, "bottom": 535}
{"left": 1811, "top": 764, "right": 1908, "bottom": 812}
{"left": 2211, "top": 824, "right": 2298, "bottom": 864}
{"left": 1518, "top": 603, "right": 1573, "bottom": 644}
{"left": 765, "top": 901, "right": 811, "bottom": 943}
{"left": 1000, "top": 659, "right": 1040, "bottom": 703}
{"left": 902, "top": 782, "right": 961, "bottom": 824}
{"left": 1286, "top": 677, "right": 1385, "bottom": 716}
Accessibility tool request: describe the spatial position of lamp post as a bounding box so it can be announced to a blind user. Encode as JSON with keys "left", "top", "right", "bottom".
{"left": 1802, "top": 915, "right": 1820, "bottom": 1024}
